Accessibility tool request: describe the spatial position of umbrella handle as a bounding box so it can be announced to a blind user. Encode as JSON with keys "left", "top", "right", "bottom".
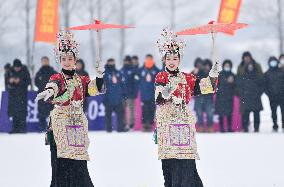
{"left": 211, "top": 32, "right": 216, "bottom": 63}
{"left": 95, "top": 30, "right": 101, "bottom": 66}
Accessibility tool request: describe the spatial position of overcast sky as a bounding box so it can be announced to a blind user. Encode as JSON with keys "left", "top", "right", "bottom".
{"left": 0, "top": 0, "right": 283, "bottom": 88}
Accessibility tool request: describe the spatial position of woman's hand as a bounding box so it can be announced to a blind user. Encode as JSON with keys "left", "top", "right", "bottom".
{"left": 35, "top": 89, "right": 54, "bottom": 102}
{"left": 95, "top": 60, "right": 105, "bottom": 78}
{"left": 209, "top": 61, "right": 221, "bottom": 78}
{"left": 156, "top": 84, "right": 173, "bottom": 100}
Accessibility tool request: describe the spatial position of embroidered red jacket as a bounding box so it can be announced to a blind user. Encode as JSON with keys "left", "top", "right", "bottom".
{"left": 47, "top": 73, "right": 97, "bottom": 106}
{"left": 155, "top": 71, "right": 200, "bottom": 104}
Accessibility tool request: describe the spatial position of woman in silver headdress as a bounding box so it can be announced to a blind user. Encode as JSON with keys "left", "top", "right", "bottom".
{"left": 36, "top": 31, "right": 105, "bottom": 187}
{"left": 155, "top": 28, "right": 220, "bottom": 187}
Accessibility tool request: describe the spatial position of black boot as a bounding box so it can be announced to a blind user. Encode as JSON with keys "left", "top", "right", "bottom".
{"left": 272, "top": 123, "right": 279, "bottom": 132}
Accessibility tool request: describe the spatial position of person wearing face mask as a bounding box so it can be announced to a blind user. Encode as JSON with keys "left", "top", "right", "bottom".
{"left": 215, "top": 60, "right": 236, "bottom": 132}
{"left": 236, "top": 51, "right": 263, "bottom": 132}
{"left": 35, "top": 31, "right": 105, "bottom": 187}
{"left": 138, "top": 54, "right": 160, "bottom": 132}
{"left": 103, "top": 58, "right": 127, "bottom": 132}
{"left": 154, "top": 28, "right": 220, "bottom": 187}
{"left": 264, "top": 56, "right": 284, "bottom": 132}
{"left": 236, "top": 62, "right": 264, "bottom": 132}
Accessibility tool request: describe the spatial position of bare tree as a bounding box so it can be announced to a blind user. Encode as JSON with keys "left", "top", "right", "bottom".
{"left": 79, "top": 0, "right": 116, "bottom": 63}
{"left": 0, "top": 1, "right": 10, "bottom": 44}
{"left": 25, "top": 0, "right": 31, "bottom": 72}
{"left": 23, "top": 0, "right": 37, "bottom": 89}
{"left": 60, "top": 0, "right": 80, "bottom": 28}
{"left": 170, "top": 0, "right": 176, "bottom": 29}
{"left": 9, "top": 0, "right": 36, "bottom": 89}
{"left": 87, "top": 0, "right": 102, "bottom": 63}
{"left": 277, "top": 0, "right": 284, "bottom": 54}
{"left": 119, "top": 0, "right": 126, "bottom": 63}
{"left": 117, "top": 0, "right": 137, "bottom": 64}
{"left": 244, "top": 0, "right": 284, "bottom": 55}
{"left": 153, "top": 0, "right": 191, "bottom": 30}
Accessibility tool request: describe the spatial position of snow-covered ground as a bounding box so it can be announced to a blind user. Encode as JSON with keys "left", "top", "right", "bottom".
{"left": 0, "top": 94, "right": 283, "bottom": 187}
{"left": 0, "top": 130, "right": 283, "bottom": 187}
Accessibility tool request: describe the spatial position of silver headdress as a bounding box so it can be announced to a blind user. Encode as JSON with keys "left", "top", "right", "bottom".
{"left": 54, "top": 30, "right": 79, "bottom": 63}
{"left": 157, "top": 28, "right": 186, "bottom": 59}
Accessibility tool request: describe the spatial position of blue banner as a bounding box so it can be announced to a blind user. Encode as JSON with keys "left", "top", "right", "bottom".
{"left": 0, "top": 91, "right": 108, "bottom": 132}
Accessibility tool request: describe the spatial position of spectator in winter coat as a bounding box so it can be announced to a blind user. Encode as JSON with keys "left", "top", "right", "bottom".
{"left": 194, "top": 59, "right": 215, "bottom": 132}
{"left": 264, "top": 56, "right": 284, "bottom": 132}
{"left": 279, "top": 54, "right": 284, "bottom": 70}
{"left": 215, "top": 60, "right": 236, "bottom": 132}
{"left": 35, "top": 56, "right": 57, "bottom": 131}
{"left": 138, "top": 54, "right": 160, "bottom": 131}
{"left": 7, "top": 59, "right": 31, "bottom": 133}
{"left": 121, "top": 55, "right": 137, "bottom": 129}
{"left": 237, "top": 51, "right": 263, "bottom": 76}
{"left": 191, "top": 57, "right": 203, "bottom": 76}
{"left": 236, "top": 62, "right": 264, "bottom": 132}
{"left": 103, "top": 58, "right": 127, "bottom": 132}
{"left": 131, "top": 55, "right": 140, "bottom": 99}
{"left": 236, "top": 51, "right": 263, "bottom": 130}
{"left": 132, "top": 55, "right": 139, "bottom": 68}
{"left": 76, "top": 59, "right": 89, "bottom": 76}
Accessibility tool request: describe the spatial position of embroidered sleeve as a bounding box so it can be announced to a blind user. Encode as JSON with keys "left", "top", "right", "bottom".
{"left": 83, "top": 76, "right": 106, "bottom": 97}
{"left": 185, "top": 73, "right": 215, "bottom": 96}
{"left": 199, "top": 77, "right": 214, "bottom": 94}
{"left": 155, "top": 72, "right": 169, "bottom": 104}
{"left": 87, "top": 79, "right": 99, "bottom": 96}
{"left": 155, "top": 72, "right": 168, "bottom": 86}
{"left": 44, "top": 73, "right": 63, "bottom": 98}
{"left": 184, "top": 73, "right": 197, "bottom": 96}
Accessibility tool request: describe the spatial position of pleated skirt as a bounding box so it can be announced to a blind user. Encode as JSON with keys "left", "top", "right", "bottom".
{"left": 161, "top": 159, "right": 203, "bottom": 187}
{"left": 49, "top": 132, "right": 94, "bottom": 187}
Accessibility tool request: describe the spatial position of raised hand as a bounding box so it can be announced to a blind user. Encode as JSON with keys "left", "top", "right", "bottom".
{"left": 95, "top": 60, "right": 105, "bottom": 78}
{"left": 209, "top": 61, "right": 221, "bottom": 78}
{"left": 35, "top": 89, "right": 54, "bottom": 102}
{"left": 156, "top": 84, "right": 173, "bottom": 100}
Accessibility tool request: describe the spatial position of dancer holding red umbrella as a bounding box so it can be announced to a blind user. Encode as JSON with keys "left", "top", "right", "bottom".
{"left": 155, "top": 28, "right": 220, "bottom": 187}
{"left": 35, "top": 20, "right": 134, "bottom": 186}
{"left": 35, "top": 30, "right": 105, "bottom": 187}
{"left": 154, "top": 22, "right": 247, "bottom": 187}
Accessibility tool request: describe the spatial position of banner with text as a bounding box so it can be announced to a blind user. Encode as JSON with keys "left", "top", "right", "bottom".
{"left": 217, "top": 0, "right": 242, "bottom": 35}
{"left": 34, "top": 0, "right": 59, "bottom": 43}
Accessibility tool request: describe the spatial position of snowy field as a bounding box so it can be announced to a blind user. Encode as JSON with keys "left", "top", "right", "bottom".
{"left": 0, "top": 130, "right": 283, "bottom": 187}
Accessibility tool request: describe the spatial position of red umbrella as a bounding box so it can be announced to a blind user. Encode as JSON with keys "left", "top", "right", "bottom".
{"left": 176, "top": 21, "right": 248, "bottom": 35}
{"left": 177, "top": 21, "right": 248, "bottom": 93}
{"left": 66, "top": 19, "right": 135, "bottom": 31}
{"left": 176, "top": 21, "right": 248, "bottom": 61}
{"left": 66, "top": 19, "right": 135, "bottom": 62}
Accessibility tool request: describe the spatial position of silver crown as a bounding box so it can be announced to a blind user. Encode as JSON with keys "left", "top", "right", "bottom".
{"left": 157, "top": 28, "right": 186, "bottom": 59}
{"left": 54, "top": 30, "right": 79, "bottom": 63}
